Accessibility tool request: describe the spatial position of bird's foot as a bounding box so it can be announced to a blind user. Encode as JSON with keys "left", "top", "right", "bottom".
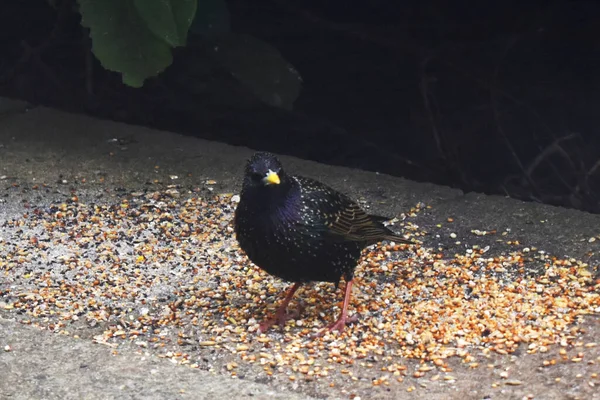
{"left": 313, "top": 313, "right": 359, "bottom": 337}
{"left": 258, "top": 304, "right": 305, "bottom": 333}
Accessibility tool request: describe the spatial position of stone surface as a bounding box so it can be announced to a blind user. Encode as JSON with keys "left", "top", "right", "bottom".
{"left": 1, "top": 100, "right": 598, "bottom": 400}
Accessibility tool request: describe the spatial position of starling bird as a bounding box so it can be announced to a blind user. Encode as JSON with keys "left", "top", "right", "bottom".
{"left": 234, "top": 152, "right": 412, "bottom": 334}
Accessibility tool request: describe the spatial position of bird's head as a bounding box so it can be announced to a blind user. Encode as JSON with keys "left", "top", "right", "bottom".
{"left": 243, "top": 152, "right": 287, "bottom": 190}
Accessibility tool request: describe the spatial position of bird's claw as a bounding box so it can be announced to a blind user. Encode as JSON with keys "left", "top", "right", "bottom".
{"left": 313, "top": 313, "right": 359, "bottom": 337}
{"left": 258, "top": 304, "right": 306, "bottom": 333}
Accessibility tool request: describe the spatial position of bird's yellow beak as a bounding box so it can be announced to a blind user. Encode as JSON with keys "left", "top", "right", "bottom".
{"left": 263, "top": 170, "right": 280, "bottom": 185}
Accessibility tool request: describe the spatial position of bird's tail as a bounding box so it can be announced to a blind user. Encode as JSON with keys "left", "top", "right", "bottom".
{"left": 371, "top": 215, "right": 414, "bottom": 245}
{"left": 379, "top": 229, "right": 414, "bottom": 245}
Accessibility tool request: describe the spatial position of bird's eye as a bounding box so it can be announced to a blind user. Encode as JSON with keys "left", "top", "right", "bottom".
{"left": 250, "top": 172, "right": 263, "bottom": 182}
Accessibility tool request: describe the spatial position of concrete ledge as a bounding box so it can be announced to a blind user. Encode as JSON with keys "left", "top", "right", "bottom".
{"left": 1, "top": 99, "right": 599, "bottom": 400}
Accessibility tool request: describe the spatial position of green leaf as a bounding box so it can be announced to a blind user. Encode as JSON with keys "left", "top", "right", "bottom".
{"left": 133, "top": 0, "right": 197, "bottom": 47}
{"left": 190, "top": 0, "right": 230, "bottom": 37}
{"left": 78, "top": 0, "right": 174, "bottom": 87}
{"left": 171, "top": 0, "right": 198, "bottom": 44}
{"left": 209, "top": 33, "right": 302, "bottom": 110}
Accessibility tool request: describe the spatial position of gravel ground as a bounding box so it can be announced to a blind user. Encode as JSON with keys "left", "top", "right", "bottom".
{"left": 1, "top": 101, "right": 599, "bottom": 399}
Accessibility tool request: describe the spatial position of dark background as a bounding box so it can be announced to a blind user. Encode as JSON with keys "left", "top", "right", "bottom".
{"left": 2, "top": 0, "right": 600, "bottom": 212}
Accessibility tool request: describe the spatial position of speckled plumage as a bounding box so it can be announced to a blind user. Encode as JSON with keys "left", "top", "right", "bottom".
{"left": 234, "top": 152, "right": 412, "bottom": 333}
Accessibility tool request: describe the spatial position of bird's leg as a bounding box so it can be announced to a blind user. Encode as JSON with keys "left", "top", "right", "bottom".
{"left": 258, "top": 282, "right": 302, "bottom": 333}
{"left": 315, "top": 279, "right": 358, "bottom": 336}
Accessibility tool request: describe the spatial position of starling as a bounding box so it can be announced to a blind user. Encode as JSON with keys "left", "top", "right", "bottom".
{"left": 234, "top": 152, "right": 412, "bottom": 334}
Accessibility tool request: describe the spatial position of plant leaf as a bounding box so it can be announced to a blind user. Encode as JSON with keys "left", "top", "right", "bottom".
{"left": 189, "top": 0, "right": 230, "bottom": 37}
{"left": 209, "top": 33, "right": 302, "bottom": 110}
{"left": 133, "top": 0, "right": 197, "bottom": 47}
{"left": 78, "top": 0, "right": 174, "bottom": 87}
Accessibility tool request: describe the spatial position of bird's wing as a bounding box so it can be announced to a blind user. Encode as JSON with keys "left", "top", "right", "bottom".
{"left": 326, "top": 201, "right": 378, "bottom": 239}
{"left": 323, "top": 200, "right": 410, "bottom": 243}
{"left": 295, "top": 176, "right": 410, "bottom": 244}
